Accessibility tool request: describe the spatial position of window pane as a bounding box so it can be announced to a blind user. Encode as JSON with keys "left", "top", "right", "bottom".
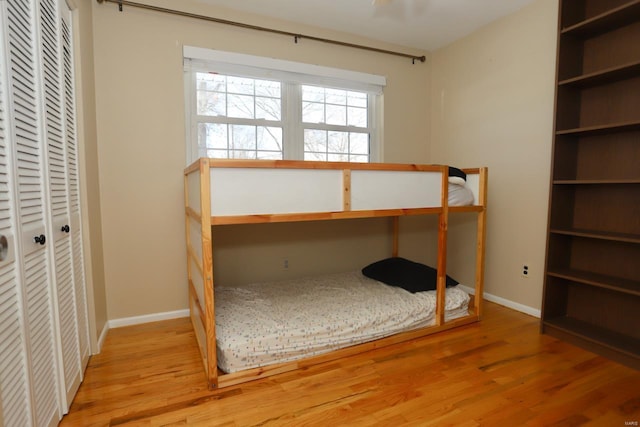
{"left": 207, "top": 149, "right": 230, "bottom": 159}
{"left": 328, "top": 131, "right": 348, "bottom": 154}
{"left": 328, "top": 132, "right": 349, "bottom": 154}
{"left": 348, "top": 106, "right": 367, "bottom": 127}
{"left": 227, "top": 76, "right": 254, "bottom": 95}
{"left": 302, "top": 101, "right": 324, "bottom": 123}
{"left": 304, "top": 152, "right": 327, "bottom": 161}
{"left": 196, "top": 73, "right": 226, "bottom": 116}
{"left": 197, "top": 91, "right": 226, "bottom": 116}
{"left": 303, "top": 128, "right": 370, "bottom": 162}
{"left": 255, "top": 80, "right": 280, "bottom": 97}
{"left": 230, "top": 150, "right": 257, "bottom": 159}
{"left": 230, "top": 125, "right": 256, "bottom": 150}
{"left": 326, "top": 104, "right": 346, "bottom": 126}
{"left": 349, "top": 154, "right": 368, "bottom": 163}
{"left": 350, "top": 133, "right": 369, "bottom": 155}
{"left": 257, "top": 151, "right": 283, "bottom": 160}
{"left": 304, "top": 129, "right": 327, "bottom": 153}
{"left": 326, "top": 88, "right": 346, "bottom": 105}
{"left": 228, "top": 94, "right": 254, "bottom": 119}
{"left": 256, "top": 96, "right": 281, "bottom": 121}
{"left": 257, "top": 127, "right": 283, "bottom": 152}
{"left": 347, "top": 91, "right": 367, "bottom": 108}
{"left": 328, "top": 153, "right": 349, "bottom": 162}
{"left": 302, "top": 85, "right": 324, "bottom": 102}
{"left": 198, "top": 123, "right": 228, "bottom": 149}
{"left": 197, "top": 72, "right": 225, "bottom": 91}
{"left": 200, "top": 125, "right": 283, "bottom": 160}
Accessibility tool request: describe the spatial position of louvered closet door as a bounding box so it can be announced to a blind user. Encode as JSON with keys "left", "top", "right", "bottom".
{"left": 0, "top": 4, "right": 33, "bottom": 425}
{"left": 61, "top": 2, "right": 90, "bottom": 369}
{"left": 6, "top": 0, "right": 61, "bottom": 425}
{"left": 39, "top": 0, "right": 82, "bottom": 408}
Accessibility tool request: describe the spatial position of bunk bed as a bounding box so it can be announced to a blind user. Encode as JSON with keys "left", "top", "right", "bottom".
{"left": 184, "top": 158, "right": 488, "bottom": 389}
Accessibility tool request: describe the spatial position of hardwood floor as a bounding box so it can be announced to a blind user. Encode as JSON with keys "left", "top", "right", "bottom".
{"left": 61, "top": 302, "right": 640, "bottom": 426}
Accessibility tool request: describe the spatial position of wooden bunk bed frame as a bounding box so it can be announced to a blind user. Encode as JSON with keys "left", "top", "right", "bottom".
{"left": 184, "top": 158, "right": 488, "bottom": 389}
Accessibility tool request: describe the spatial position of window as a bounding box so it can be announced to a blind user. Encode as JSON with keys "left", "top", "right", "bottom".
{"left": 301, "top": 86, "right": 370, "bottom": 162}
{"left": 184, "top": 47, "right": 385, "bottom": 164}
{"left": 196, "top": 73, "right": 283, "bottom": 160}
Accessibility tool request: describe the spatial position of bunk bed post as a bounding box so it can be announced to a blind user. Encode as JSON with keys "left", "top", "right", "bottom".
{"left": 184, "top": 167, "right": 191, "bottom": 306}
{"left": 474, "top": 167, "right": 488, "bottom": 318}
{"left": 391, "top": 217, "right": 399, "bottom": 257}
{"left": 199, "top": 158, "right": 217, "bottom": 388}
{"left": 436, "top": 165, "right": 449, "bottom": 326}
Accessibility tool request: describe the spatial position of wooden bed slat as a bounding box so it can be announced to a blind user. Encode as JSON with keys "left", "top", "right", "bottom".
{"left": 208, "top": 158, "right": 443, "bottom": 172}
{"left": 188, "top": 279, "right": 206, "bottom": 330}
{"left": 211, "top": 207, "right": 444, "bottom": 225}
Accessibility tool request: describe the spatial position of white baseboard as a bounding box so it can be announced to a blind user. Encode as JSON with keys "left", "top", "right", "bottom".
{"left": 108, "top": 309, "right": 190, "bottom": 329}
{"left": 96, "top": 322, "right": 109, "bottom": 354}
{"left": 459, "top": 285, "right": 541, "bottom": 318}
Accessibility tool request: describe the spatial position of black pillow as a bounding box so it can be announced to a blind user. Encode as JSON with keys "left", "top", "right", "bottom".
{"left": 448, "top": 166, "right": 467, "bottom": 185}
{"left": 362, "top": 257, "right": 458, "bottom": 293}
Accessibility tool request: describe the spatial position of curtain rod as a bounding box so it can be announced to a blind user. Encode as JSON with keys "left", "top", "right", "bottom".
{"left": 96, "top": 0, "right": 427, "bottom": 64}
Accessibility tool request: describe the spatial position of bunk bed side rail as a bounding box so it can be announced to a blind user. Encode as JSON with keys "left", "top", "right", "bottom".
{"left": 210, "top": 168, "right": 344, "bottom": 216}
{"left": 351, "top": 170, "right": 442, "bottom": 210}
{"left": 184, "top": 164, "right": 207, "bottom": 370}
{"left": 184, "top": 159, "right": 217, "bottom": 388}
{"left": 208, "top": 160, "right": 445, "bottom": 219}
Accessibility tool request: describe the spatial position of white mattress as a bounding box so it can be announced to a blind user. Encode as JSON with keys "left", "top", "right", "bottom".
{"left": 215, "top": 271, "right": 470, "bottom": 373}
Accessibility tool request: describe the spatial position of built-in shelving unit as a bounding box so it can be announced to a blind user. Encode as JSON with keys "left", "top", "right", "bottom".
{"left": 542, "top": 0, "right": 640, "bottom": 369}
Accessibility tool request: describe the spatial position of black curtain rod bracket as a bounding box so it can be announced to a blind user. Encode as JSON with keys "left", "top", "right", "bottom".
{"left": 96, "top": 0, "right": 426, "bottom": 64}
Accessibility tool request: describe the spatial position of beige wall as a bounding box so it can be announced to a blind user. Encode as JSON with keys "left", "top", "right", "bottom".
{"left": 91, "top": 0, "right": 432, "bottom": 319}
{"left": 74, "top": 0, "right": 108, "bottom": 345}
{"left": 90, "top": 0, "right": 558, "bottom": 320}
{"left": 430, "top": 0, "right": 558, "bottom": 311}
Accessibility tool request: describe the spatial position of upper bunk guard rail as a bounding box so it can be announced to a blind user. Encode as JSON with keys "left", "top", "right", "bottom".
{"left": 189, "top": 158, "right": 485, "bottom": 225}
{"left": 184, "top": 158, "right": 487, "bottom": 389}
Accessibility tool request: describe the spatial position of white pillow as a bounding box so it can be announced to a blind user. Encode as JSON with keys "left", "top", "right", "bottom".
{"left": 448, "top": 183, "right": 474, "bottom": 206}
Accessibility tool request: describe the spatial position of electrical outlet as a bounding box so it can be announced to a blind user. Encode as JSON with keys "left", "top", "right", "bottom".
{"left": 521, "top": 264, "right": 529, "bottom": 279}
{"left": 282, "top": 258, "right": 289, "bottom": 270}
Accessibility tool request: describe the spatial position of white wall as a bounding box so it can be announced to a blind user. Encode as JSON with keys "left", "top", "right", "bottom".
{"left": 431, "top": 0, "right": 559, "bottom": 312}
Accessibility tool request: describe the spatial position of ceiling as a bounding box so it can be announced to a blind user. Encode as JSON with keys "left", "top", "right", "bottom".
{"left": 195, "top": 0, "right": 536, "bottom": 52}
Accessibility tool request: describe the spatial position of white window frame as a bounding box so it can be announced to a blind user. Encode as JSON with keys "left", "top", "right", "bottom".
{"left": 183, "top": 46, "right": 385, "bottom": 164}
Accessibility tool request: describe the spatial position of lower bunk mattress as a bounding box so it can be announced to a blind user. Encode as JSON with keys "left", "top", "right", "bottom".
{"left": 214, "top": 271, "right": 470, "bottom": 373}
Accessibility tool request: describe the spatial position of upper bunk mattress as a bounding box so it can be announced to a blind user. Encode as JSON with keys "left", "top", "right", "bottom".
{"left": 215, "top": 271, "right": 470, "bottom": 373}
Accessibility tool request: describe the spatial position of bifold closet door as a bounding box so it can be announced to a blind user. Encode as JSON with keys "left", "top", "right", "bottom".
{"left": 0, "top": 7, "right": 34, "bottom": 425}
{"left": 40, "top": 0, "right": 85, "bottom": 407}
{"left": 0, "top": 0, "right": 87, "bottom": 422}
{"left": 60, "top": 3, "right": 91, "bottom": 371}
{"left": 6, "top": 0, "right": 63, "bottom": 423}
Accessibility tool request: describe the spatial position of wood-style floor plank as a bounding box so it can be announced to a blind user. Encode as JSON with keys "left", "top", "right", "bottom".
{"left": 60, "top": 302, "right": 640, "bottom": 426}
